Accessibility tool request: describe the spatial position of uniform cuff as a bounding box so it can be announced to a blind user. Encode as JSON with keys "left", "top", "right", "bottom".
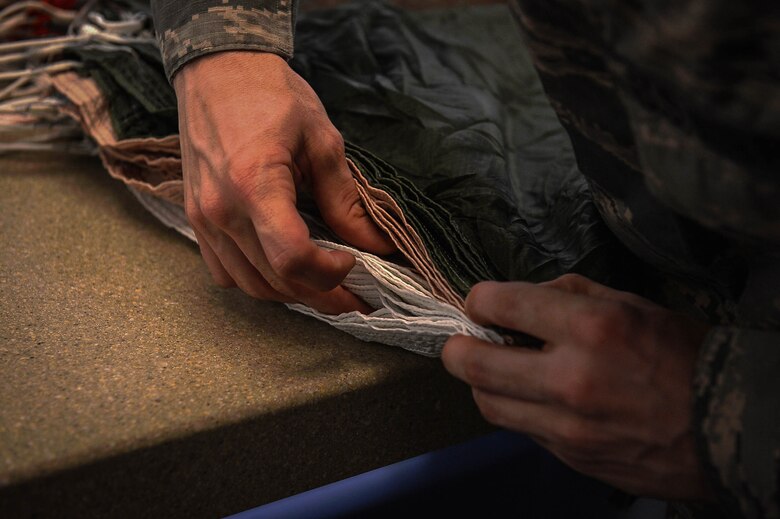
{"left": 693, "top": 326, "right": 780, "bottom": 519}
{"left": 152, "top": 1, "right": 296, "bottom": 82}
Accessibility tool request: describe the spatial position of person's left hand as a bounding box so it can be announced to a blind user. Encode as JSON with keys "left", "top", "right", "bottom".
{"left": 442, "top": 274, "right": 715, "bottom": 501}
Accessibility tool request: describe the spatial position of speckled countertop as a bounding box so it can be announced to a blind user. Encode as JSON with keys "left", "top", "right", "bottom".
{"left": 0, "top": 154, "right": 489, "bottom": 518}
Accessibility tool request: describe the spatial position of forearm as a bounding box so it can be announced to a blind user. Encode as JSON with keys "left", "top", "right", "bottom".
{"left": 150, "top": 0, "right": 298, "bottom": 82}
{"left": 694, "top": 326, "right": 780, "bottom": 518}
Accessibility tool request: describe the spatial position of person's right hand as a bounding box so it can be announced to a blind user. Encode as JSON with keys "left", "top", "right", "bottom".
{"left": 173, "top": 51, "right": 396, "bottom": 314}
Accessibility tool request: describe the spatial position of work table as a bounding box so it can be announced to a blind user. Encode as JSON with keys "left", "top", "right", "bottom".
{"left": 0, "top": 154, "right": 488, "bottom": 517}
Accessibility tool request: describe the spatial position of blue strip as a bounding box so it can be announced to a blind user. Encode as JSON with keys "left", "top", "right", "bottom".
{"left": 226, "top": 431, "right": 534, "bottom": 519}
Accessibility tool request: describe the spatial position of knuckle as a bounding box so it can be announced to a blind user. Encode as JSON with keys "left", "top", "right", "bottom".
{"left": 314, "top": 131, "right": 346, "bottom": 170}
{"left": 227, "top": 165, "right": 258, "bottom": 199}
{"left": 556, "top": 369, "right": 596, "bottom": 411}
{"left": 198, "top": 192, "right": 233, "bottom": 227}
{"left": 584, "top": 302, "right": 641, "bottom": 345}
{"left": 259, "top": 146, "right": 295, "bottom": 170}
{"left": 322, "top": 129, "right": 345, "bottom": 153}
{"left": 268, "top": 247, "right": 307, "bottom": 281}
{"left": 228, "top": 148, "right": 292, "bottom": 201}
{"left": 554, "top": 273, "right": 586, "bottom": 290}
{"left": 329, "top": 178, "right": 361, "bottom": 216}
{"left": 572, "top": 307, "right": 614, "bottom": 346}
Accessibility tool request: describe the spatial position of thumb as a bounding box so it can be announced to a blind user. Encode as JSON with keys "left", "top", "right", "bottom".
{"left": 306, "top": 132, "right": 397, "bottom": 255}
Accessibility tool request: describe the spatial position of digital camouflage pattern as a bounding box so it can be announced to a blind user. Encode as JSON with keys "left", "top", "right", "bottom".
{"left": 150, "top": 0, "right": 297, "bottom": 81}
{"left": 151, "top": 0, "right": 779, "bottom": 517}
{"left": 509, "top": 1, "right": 780, "bottom": 517}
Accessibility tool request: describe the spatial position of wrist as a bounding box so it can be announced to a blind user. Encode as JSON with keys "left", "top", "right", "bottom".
{"left": 173, "top": 51, "right": 287, "bottom": 96}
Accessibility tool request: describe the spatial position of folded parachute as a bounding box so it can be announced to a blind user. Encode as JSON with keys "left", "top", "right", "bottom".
{"left": 0, "top": 1, "right": 620, "bottom": 355}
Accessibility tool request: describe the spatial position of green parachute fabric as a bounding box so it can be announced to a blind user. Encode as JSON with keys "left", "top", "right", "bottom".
{"left": 69, "top": 2, "right": 624, "bottom": 294}
{"left": 292, "top": 4, "right": 621, "bottom": 287}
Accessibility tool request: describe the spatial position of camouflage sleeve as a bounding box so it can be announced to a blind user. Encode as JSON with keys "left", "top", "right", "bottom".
{"left": 694, "top": 326, "right": 780, "bottom": 518}
{"left": 150, "top": 0, "right": 297, "bottom": 82}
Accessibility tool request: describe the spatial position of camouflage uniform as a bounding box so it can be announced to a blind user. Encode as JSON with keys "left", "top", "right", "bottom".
{"left": 150, "top": 0, "right": 297, "bottom": 81}
{"left": 507, "top": 2, "right": 780, "bottom": 517}
{"left": 150, "top": 0, "right": 780, "bottom": 517}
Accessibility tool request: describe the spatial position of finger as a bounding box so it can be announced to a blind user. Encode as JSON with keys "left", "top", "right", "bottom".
{"left": 304, "top": 132, "right": 396, "bottom": 255}
{"left": 226, "top": 220, "right": 373, "bottom": 314}
{"left": 442, "top": 334, "right": 552, "bottom": 402}
{"left": 199, "top": 223, "right": 295, "bottom": 303}
{"left": 465, "top": 281, "right": 595, "bottom": 343}
{"left": 471, "top": 388, "right": 594, "bottom": 447}
{"left": 540, "top": 273, "right": 655, "bottom": 309}
{"left": 193, "top": 228, "right": 236, "bottom": 288}
{"left": 185, "top": 183, "right": 244, "bottom": 293}
{"left": 244, "top": 161, "right": 357, "bottom": 292}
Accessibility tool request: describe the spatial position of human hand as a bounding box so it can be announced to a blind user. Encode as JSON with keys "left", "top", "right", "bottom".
{"left": 442, "top": 274, "right": 716, "bottom": 500}
{"left": 173, "top": 51, "right": 395, "bottom": 314}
